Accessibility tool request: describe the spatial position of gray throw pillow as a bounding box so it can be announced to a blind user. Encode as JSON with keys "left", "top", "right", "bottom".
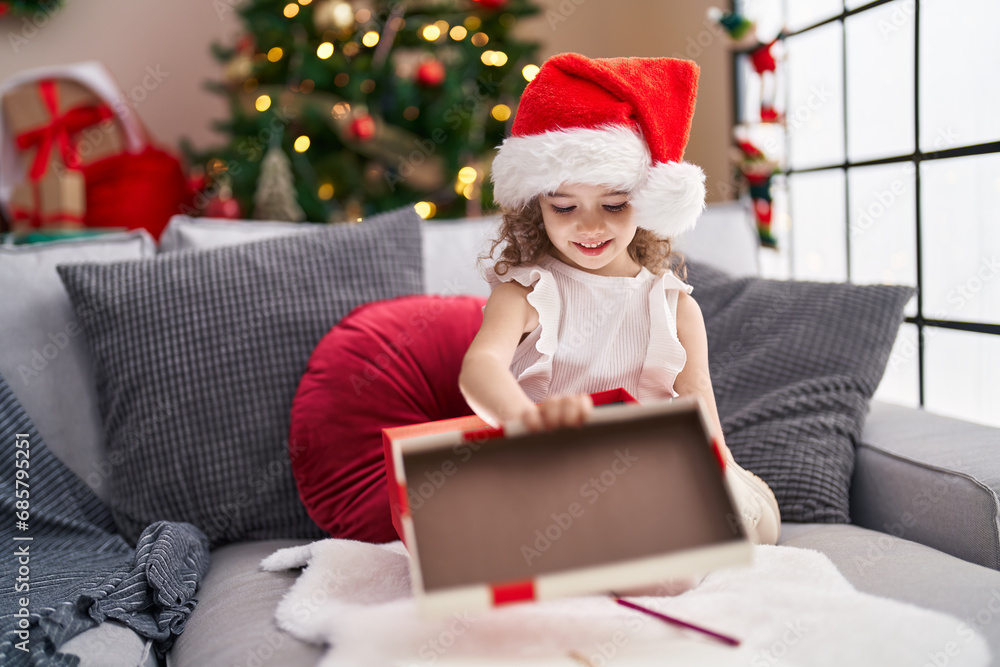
{"left": 682, "top": 260, "right": 915, "bottom": 523}
{"left": 56, "top": 206, "right": 424, "bottom": 548}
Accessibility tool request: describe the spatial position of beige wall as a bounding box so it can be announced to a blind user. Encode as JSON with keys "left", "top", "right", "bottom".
{"left": 0, "top": 0, "right": 243, "bottom": 151}
{"left": 516, "top": 0, "right": 735, "bottom": 202}
{"left": 0, "top": 0, "right": 733, "bottom": 202}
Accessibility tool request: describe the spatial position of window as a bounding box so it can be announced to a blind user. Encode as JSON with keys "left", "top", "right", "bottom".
{"left": 734, "top": 0, "right": 1000, "bottom": 427}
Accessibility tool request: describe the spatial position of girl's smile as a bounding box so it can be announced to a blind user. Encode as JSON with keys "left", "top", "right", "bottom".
{"left": 573, "top": 239, "right": 612, "bottom": 255}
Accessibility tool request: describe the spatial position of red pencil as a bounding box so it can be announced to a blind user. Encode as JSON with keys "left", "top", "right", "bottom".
{"left": 609, "top": 593, "right": 741, "bottom": 647}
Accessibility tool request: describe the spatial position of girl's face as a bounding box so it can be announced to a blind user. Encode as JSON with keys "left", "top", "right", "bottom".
{"left": 539, "top": 183, "right": 641, "bottom": 277}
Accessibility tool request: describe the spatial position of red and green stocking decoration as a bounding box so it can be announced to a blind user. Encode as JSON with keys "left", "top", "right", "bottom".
{"left": 735, "top": 140, "right": 779, "bottom": 249}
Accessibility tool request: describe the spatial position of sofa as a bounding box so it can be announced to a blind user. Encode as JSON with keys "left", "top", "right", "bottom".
{"left": 1, "top": 202, "right": 998, "bottom": 666}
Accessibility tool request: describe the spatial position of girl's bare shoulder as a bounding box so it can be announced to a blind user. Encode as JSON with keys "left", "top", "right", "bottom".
{"left": 486, "top": 281, "right": 539, "bottom": 333}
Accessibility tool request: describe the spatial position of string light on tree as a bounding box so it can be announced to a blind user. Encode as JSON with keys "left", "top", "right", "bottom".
{"left": 491, "top": 104, "right": 511, "bottom": 121}
{"left": 414, "top": 201, "right": 436, "bottom": 219}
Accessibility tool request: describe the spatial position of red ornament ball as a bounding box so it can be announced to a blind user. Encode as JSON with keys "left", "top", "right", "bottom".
{"left": 348, "top": 114, "right": 377, "bottom": 141}
{"left": 474, "top": 0, "right": 507, "bottom": 8}
{"left": 416, "top": 60, "right": 446, "bottom": 87}
{"left": 203, "top": 192, "right": 242, "bottom": 219}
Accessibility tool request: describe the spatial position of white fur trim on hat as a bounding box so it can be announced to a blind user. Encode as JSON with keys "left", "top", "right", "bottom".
{"left": 491, "top": 124, "right": 649, "bottom": 210}
{"left": 490, "top": 124, "right": 706, "bottom": 238}
{"left": 630, "top": 160, "right": 706, "bottom": 238}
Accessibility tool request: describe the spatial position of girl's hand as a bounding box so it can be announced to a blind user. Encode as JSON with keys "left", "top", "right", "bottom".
{"left": 511, "top": 393, "right": 594, "bottom": 433}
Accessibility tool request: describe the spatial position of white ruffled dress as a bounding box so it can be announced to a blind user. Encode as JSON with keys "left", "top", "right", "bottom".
{"left": 485, "top": 254, "right": 694, "bottom": 405}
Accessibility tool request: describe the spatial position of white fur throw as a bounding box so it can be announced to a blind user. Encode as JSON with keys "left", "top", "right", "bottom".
{"left": 261, "top": 539, "right": 991, "bottom": 667}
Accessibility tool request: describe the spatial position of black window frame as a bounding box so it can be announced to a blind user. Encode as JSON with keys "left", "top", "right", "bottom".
{"left": 732, "top": 0, "right": 1000, "bottom": 409}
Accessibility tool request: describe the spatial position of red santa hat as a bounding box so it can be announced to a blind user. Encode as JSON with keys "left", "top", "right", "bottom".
{"left": 490, "top": 53, "right": 706, "bottom": 238}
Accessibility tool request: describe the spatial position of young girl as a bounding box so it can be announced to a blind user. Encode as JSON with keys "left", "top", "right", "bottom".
{"left": 458, "top": 52, "right": 780, "bottom": 546}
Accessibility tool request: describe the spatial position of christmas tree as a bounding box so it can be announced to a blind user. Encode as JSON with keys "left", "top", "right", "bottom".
{"left": 183, "top": 0, "right": 542, "bottom": 223}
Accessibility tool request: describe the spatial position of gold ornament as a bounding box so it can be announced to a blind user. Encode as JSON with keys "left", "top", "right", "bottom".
{"left": 314, "top": 0, "right": 355, "bottom": 31}
{"left": 224, "top": 54, "right": 254, "bottom": 86}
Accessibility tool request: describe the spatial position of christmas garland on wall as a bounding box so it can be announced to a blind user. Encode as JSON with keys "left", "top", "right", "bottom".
{"left": 0, "top": 0, "right": 64, "bottom": 18}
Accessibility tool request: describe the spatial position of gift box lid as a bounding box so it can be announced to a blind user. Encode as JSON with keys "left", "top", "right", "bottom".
{"left": 383, "top": 393, "right": 751, "bottom": 616}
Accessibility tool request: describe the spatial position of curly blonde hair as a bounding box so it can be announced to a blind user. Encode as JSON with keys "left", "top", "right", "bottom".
{"left": 480, "top": 198, "right": 687, "bottom": 280}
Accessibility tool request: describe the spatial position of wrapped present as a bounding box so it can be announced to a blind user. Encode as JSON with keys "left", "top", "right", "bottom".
{"left": 382, "top": 390, "right": 746, "bottom": 616}
{"left": 0, "top": 61, "right": 190, "bottom": 240}
{"left": 2, "top": 78, "right": 123, "bottom": 230}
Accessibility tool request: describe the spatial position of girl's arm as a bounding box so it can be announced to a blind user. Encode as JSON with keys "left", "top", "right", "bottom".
{"left": 672, "top": 290, "right": 729, "bottom": 458}
{"left": 672, "top": 290, "right": 781, "bottom": 545}
{"left": 459, "top": 282, "right": 592, "bottom": 431}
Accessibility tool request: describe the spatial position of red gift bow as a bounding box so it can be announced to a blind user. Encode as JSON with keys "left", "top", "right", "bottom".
{"left": 14, "top": 78, "right": 114, "bottom": 180}
{"left": 11, "top": 79, "right": 114, "bottom": 227}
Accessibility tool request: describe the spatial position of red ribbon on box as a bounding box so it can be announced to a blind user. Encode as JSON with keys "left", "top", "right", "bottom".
{"left": 15, "top": 79, "right": 114, "bottom": 178}
{"left": 11, "top": 79, "right": 113, "bottom": 227}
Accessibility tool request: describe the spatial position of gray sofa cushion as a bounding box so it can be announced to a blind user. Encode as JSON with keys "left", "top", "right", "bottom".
{"left": 0, "top": 231, "right": 156, "bottom": 503}
{"left": 56, "top": 206, "right": 424, "bottom": 548}
{"left": 59, "top": 621, "right": 157, "bottom": 667}
{"left": 779, "top": 523, "right": 1000, "bottom": 658}
{"left": 167, "top": 539, "right": 323, "bottom": 667}
{"left": 684, "top": 260, "right": 914, "bottom": 524}
{"left": 853, "top": 401, "right": 1000, "bottom": 570}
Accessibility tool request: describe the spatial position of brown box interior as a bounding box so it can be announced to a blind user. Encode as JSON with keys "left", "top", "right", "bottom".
{"left": 403, "top": 407, "right": 743, "bottom": 592}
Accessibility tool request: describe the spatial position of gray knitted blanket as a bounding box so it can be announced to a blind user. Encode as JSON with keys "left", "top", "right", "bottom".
{"left": 0, "top": 374, "right": 210, "bottom": 666}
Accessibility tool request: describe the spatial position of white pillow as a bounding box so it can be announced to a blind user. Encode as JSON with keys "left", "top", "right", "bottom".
{"left": 0, "top": 230, "right": 156, "bottom": 502}
{"left": 674, "top": 201, "right": 760, "bottom": 278}
{"left": 160, "top": 213, "right": 498, "bottom": 297}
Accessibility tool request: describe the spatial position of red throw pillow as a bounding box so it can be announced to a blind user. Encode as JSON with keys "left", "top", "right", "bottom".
{"left": 290, "top": 294, "right": 486, "bottom": 542}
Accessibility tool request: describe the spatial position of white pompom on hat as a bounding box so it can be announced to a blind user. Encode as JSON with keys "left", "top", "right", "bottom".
{"left": 490, "top": 52, "right": 706, "bottom": 238}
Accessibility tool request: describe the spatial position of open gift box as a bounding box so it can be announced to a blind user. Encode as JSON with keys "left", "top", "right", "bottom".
{"left": 382, "top": 389, "right": 752, "bottom": 616}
